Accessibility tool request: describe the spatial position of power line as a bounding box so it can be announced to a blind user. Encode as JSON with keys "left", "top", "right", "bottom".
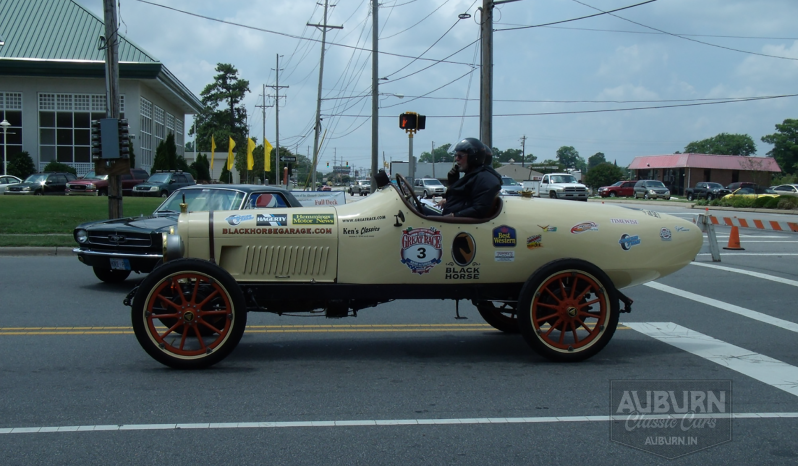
{"left": 494, "top": 24, "right": 798, "bottom": 41}
{"left": 495, "top": 0, "right": 658, "bottom": 32}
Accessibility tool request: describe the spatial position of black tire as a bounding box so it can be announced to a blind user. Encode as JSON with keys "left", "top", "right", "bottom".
{"left": 131, "top": 258, "right": 248, "bottom": 369}
{"left": 517, "top": 259, "right": 619, "bottom": 362}
{"left": 549, "top": 191, "right": 557, "bottom": 199}
{"left": 687, "top": 192, "right": 694, "bottom": 201}
{"left": 98, "top": 189, "right": 108, "bottom": 196}
{"left": 34, "top": 190, "right": 43, "bottom": 196}
{"left": 93, "top": 266, "right": 131, "bottom": 283}
{"left": 644, "top": 193, "right": 650, "bottom": 200}
{"left": 160, "top": 191, "right": 169, "bottom": 198}
{"left": 475, "top": 301, "right": 520, "bottom": 333}
{"left": 707, "top": 194, "right": 714, "bottom": 201}
{"left": 423, "top": 190, "right": 429, "bottom": 199}
{"left": 609, "top": 192, "right": 616, "bottom": 198}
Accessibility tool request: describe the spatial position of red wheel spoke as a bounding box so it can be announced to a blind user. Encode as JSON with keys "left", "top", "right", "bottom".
{"left": 558, "top": 321, "right": 568, "bottom": 344}
{"left": 536, "top": 301, "right": 559, "bottom": 311}
{"left": 569, "top": 276, "right": 579, "bottom": 299}
{"left": 543, "top": 318, "right": 561, "bottom": 337}
{"left": 195, "top": 289, "right": 221, "bottom": 309}
{"left": 189, "top": 278, "right": 203, "bottom": 306}
{"left": 178, "top": 328, "right": 189, "bottom": 350}
{"left": 199, "top": 319, "right": 222, "bottom": 335}
{"left": 535, "top": 312, "right": 557, "bottom": 325}
{"left": 580, "top": 297, "right": 601, "bottom": 308}
{"left": 571, "top": 325, "right": 579, "bottom": 343}
{"left": 542, "top": 286, "right": 563, "bottom": 304}
{"left": 194, "top": 326, "right": 208, "bottom": 352}
{"left": 155, "top": 294, "right": 181, "bottom": 310}
{"left": 198, "top": 310, "right": 228, "bottom": 318}
{"left": 578, "top": 319, "right": 592, "bottom": 333}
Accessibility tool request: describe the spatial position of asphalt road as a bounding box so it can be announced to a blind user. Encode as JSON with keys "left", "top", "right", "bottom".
{"left": 1, "top": 202, "right": 797, "bottom": 465}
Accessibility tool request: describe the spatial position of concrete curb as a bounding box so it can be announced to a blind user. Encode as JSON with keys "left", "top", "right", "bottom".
{"left": 0, "top": 247, "right": 75, "bottom": 256}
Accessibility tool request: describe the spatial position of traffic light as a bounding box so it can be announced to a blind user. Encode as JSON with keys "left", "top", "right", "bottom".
{"left": 345, "top": 161, "right": 349, "bottom": 167}
{"left": 326, "top": 162, "right": 329, "bottom": 167}
{"left": 118, "top": 119, "right": 130, "bottom": 158}
{"left": 91, "top": 120, "right": 102, "bottom": 158}
{"left": 399, "top": 112, "right": 426, "bottom": 132}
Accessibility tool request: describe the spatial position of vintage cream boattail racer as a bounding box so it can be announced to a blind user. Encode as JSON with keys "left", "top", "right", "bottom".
{"left": 125, "top": 172, "right": 703, "bottom": 369}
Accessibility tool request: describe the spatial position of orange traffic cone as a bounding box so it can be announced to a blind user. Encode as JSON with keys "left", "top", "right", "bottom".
{"left": 723, "top": 225, "right": 744, "bottom": 250}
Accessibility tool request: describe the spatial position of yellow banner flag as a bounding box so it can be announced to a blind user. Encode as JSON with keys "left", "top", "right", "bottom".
{"left": 210, "top": 135, "right": 216, "bottom": 172}
{"left": 246, "top": 138, "right": 256, "bottom": 170}
{"left": 263, "top": 138, "right": 273, "bottom": 172}
{"left": 227, "top": 137, "right": 236, "bottom": 171}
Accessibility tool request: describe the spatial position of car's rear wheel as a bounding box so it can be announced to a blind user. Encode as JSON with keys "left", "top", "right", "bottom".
{"left": 518, "top": 259, "right": 619, "bottom": 362}
{"left": 131, "top": 258, "right": 247, "bottom": 369}
{"left": 474, "top": 301, "right": 519, "bottom": 333}
{"left": 93, "top": 266, "right": 131, "bottom": 283}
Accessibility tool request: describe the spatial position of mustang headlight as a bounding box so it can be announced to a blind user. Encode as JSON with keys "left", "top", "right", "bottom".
{"left": 162, "top": 232, "right": 184, "bottom": 263}
{"left": 75, "top": 229, "right": 88, "bottom": 243}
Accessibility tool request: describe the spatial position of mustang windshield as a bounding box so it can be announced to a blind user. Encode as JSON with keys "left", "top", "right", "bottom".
{"left": 156, "top": 189, "right": 246, "bottom": 215}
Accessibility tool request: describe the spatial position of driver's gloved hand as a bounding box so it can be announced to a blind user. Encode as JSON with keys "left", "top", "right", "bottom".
{"left": 447, "top": 167, "right": 459, "bottom": 186}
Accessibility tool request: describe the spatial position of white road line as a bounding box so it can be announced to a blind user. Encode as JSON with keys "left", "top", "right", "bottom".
{"left": 690, "top": 262, "right": 798, "bottom": 287}
{"left": 2, "top": 412, "right": 797, "bottom": 434}
{"left": 627, "top": 322, "right": 798, "bottom": 398}
{"left": 644, "top": 282, "right": 798, "bottom": 333}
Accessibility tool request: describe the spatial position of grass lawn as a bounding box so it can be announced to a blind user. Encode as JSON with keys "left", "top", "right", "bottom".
{"left": 0, "top": 196, "right": 163, "bottom": 247}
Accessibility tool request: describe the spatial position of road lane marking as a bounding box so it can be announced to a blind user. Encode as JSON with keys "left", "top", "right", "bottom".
{"left": 690, "top": 262, "right": 798, "bottom": 287}
{"left": 627, "top": 322, "right": 798, "bottom": 398}
{"left": 2, "top": 412, "right": 796, "bottom": 435}
{"left": 644, "top": 282, "right": 798, "bottom": 333}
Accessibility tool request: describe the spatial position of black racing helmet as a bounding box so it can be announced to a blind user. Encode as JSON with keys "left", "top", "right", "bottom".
{"left": 454, "top": 137, "right": 489, "bottom": 168}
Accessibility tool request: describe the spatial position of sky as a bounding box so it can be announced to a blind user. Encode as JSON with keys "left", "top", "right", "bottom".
{"left": 74, "top": 0, "right": 798, "bottom": 173}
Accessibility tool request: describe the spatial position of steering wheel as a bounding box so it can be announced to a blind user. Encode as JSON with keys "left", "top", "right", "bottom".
{"left": 395, "top": 173, "right": 425, "bottom": 213}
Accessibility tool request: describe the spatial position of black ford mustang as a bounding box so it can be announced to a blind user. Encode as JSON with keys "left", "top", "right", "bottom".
{"left": 73, "top": 185, "right": 302, "bottom": 283}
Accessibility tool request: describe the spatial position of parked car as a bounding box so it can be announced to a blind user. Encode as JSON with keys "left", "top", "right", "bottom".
{"left": 65, "top": 168, "right": 149, "bottom": 196}
{"left": 74, "top": 185, "right": 303, "bottom": 283}
{"left": 0, "top": 175, "right": 22, "bottom": 194}
{"left": 125, "top": 172, "right": 702, "bottom": 369}
{"left": 4, "top": 172, "right": 77, "bottom": 195}
{"left": 722, "top": 186, "right": 779, "bottom": 200}
{"left": 318, "top": 185, "right": 332, "bottom": 192}
{"left": 413, "top": 177, "right": 447, "bottom": 198}
{"left": 684, "top": 182, "right": 730, "bottom": 201}
{"left": 633, "top": 180, "right": 671, "bottom": 200}
{"left": 598, "top": 180, "right": 635, "bottom": 198}
{"left": 131, "top": 171, "right": 196, "bottom": 197}
{"left": 348, "top": 179, "right": 371, "bottom": 196}
{"left": 499, "top": 176, "right": 524, "bottom": 196}
{"left": 725, "top": 181, "right": 756, "bottom": 192}
{"left": 771, "top": 184, "right": 798, "bottom": 197}
{"left": 536, "top": 173, "right": 588, "bottom": 201}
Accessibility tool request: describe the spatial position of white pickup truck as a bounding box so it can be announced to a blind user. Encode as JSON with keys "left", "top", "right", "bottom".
{"left": 536, "top": 173, "right": 588, "bottom": 201}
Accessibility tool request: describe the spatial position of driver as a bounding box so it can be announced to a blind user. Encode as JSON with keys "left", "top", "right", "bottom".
{"left": 436, "top": 137, "right": 501, "bottom": 218}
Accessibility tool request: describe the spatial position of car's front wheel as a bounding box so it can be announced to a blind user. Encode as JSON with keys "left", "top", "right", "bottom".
{"left": 687, "top": 192, "right": 694, "bottom": 201}
{"left": 549, "top": 191, "right": 557, "bottom": 199}
{"left": 93, "top": 266, "right": 131, "bottom": 283}
{"left": 609, "top": 192, "right": 616, "bottom": 198}
{"left": 131, "top": 258, "right": 247, "bottom": 369}
{"left": 517, "top": 259, "right": 619, "bottom": 362}
{"left": 707, "top": 194, "right": 714, "bottom": 201}
{"left": 644, "top": 193, "right": 650, "bottom": 200}
{"left": 423, "top": 190, "right": 429, "bottom": 199}
{"left": 160, "top": 191, "right": 169, "bottom": 198}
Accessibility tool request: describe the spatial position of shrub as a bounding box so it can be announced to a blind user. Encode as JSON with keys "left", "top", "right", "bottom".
{"left": 7, "top": 151, "right": 36, "bottom": 179}
{"left": 42, "top": 161, "right": 77, "bottom": 175}
{"left": 763, "top": 197, "right": 779, "bottom": 209}
{"left": 777, "top": 196, "right": 798, "bottom": 210}
{"left": 753, "top": 197, "right": 771, "bottom": 208}
{"left": 730, "top": 197, "right": 756, "bottom": 208}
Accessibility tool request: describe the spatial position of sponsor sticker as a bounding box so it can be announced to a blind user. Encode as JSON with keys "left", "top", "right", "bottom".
{"left": 526, "top": 234, "right": 542, "bottom": 249}
{"left": 537, "top": 225, "right": 557, "bottom": 232}
{"left": 225, "top": 214, "right": 254, "bottom": 226}
{"left": 292, "top": 213, "right": 335, "bottom": 225}
{"left": 341, "top": 215, "right": 387, "bottom": 223}
{"left": 222, "top": 227, "right": 333, "bottom": 235}
{"left": 660, "top": 227, "right": 672, "bottom": 241}
{"left": 452, "top": 232, "right": 476, "bottom": 266}
{"left": 571, "top": 221, "right": 599, "bottom": 234}
{"left": 492, "top": 225, "right": 517, "bottom": 247}
{"left": 444, "top": 266, "right": 480, "bottom": 280}
{"left": 256, "top": 213, "right": 287, "bottom": 226}
{"left": 675, "top": 226, "right": 690, "bottom": 232}
{"left": 619, "top": 233, "right": 641, "bottom": 250}
{"left": 400, "top": 227, "right": 443, "bottom": 275}
{"left": 610, "top": 379, "right": 732, "bottom": 459}
{"left": 342, "top": 226, "right": 381, "bottom": 237}
{"left": 611, "top": 218, "right": 639, "bottom": 225}
{"left": 640, "top": 210, "right": 661, "bottom": 219}
{"left": 494, "top": 251, "right": 515, "bottom": 262}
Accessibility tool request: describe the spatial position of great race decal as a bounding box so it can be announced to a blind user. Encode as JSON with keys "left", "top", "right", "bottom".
{"left": 256, "top": 213, "right": 287, "bottom": 226}
{"left": 619, "top": 233, "right": 641, "bottom": 251}
{"left": 660, "top": 228, "right": 672, "bottom": 241}
{"left": 400, "top": 227, "right": 443, "bottom": 275}
{"left": 571, "top": 221, "right": 599, "bottom": 234}
{"left": 492, "top": 225, "right": 517, "bottom": 247}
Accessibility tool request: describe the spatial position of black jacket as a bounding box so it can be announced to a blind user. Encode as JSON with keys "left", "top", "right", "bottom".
{"left": 442, "top": 165, "right": 501, "bottom": 218}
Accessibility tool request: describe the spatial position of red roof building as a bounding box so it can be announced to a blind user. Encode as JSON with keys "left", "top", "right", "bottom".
{"left": 628, "top": 154, "right": 782, "bottom": 195}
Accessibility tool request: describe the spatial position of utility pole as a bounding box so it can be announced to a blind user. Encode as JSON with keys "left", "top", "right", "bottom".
{"left": 520, "top": 134, "right": 526, "bottom": 168}
{"left": 309, "top": 0, "right": 343, "bottom": 190}
{"left": 267, "top": 54, "right": 288, "bottom": 187}
{"left": 371, "top": 0, "right": 379, "bottom": 189}
{"left": 256, "top": 84, "right": 274, "bottom": 185}
{"left": 102, "top": 0, "right": 123, "bottom": 219}
{"left": 432, "top": 141, "right": 435, "bottom": 178}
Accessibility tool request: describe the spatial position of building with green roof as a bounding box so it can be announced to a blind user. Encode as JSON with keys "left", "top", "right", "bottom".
{"left": 0, "top": 0, "right": 203, "bottom": 176}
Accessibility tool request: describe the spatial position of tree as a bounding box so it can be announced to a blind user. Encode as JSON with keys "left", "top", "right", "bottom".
{"left": 584, "top": 162, "right": 626, "bottom": 189}
{"left": 190, "top": 154, "right": 211, "bottom": 182}
{"left": 761, "top": 119, "right": 798, "bottom": 174}
{"left": 684, "top": 133, "right": 756, "bottom": 156}
{"left": 7, "top": 152, "right": 35, "bottom": 179}
{"left": 418, "top": 143, "right": 454, "bottom": 163}
{"left": 556, "top": 146, "right": 585, "bottom": 171}
{"left": 150, "top": 133, "right": 178, "bottom": 174}
{"left": 42, "top": 161, "right": 77, "bottom": 175}
{"left": 587, "top": 152, "right": 606, "bottom": 169}
{"left": 188, "top": 63, "right": 251, "bottom": 167}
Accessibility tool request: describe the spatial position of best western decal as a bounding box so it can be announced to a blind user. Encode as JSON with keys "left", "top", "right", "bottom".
{"left": 492, "top": 225, "right": 517, "bottom": 247}
{"left": 222, "top": 227, "right": 333, "bottom": 235}
{"left": 526, "top": 234, "right": 542, "bottom": 249}
{"left": 451, "top": 232, "right": 476, "bottom": 266}
{"left": 571, "top": 221, "right": 599, "bottom": 234}
{"left": 400, "top": 227, "right": 442, "bottom": 275}
{"left": 225, "top": 214, "right": 254, "bottom": 226}
{"left": 256, "top": 213, "right": 287, "bottom": 226}
{"left": 619, "top": 233, "right": 641, "bottom": 250}
{"left": 292, "top": 213, "right": 335, "bottom": 225}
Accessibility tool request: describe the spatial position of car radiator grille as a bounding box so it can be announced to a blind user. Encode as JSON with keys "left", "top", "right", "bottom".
{"left": 68, "top": 184, "right": 88, "bottom": 191}
{"left": 241, "top": 245, "right": 330, "bottom": 277}
{"left": 88, "top": 231, "right": 153, "bottom": 248}
{"left": 564, "top": 187, "right": 587, "bottom": 193}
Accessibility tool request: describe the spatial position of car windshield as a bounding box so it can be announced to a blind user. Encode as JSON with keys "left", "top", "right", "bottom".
{"left": 81, "top": 171, "right": 108, "bottom": 181}
{"left": 155, "top": 188, "right": 246, "bottom": 214}
{"left": 611, "top": 181, "right": 624, "bottom": 187}
{"left": 706, "top": 183, "right": 723, "bottom": 189}
{"left": 501, "top": 178, "right": 520, "bottom": 186}
{"left": 647, "top": 181, "right": 666, "bottom": 188}
{"left": 550, "top": 175, "right": 577, "bottom": 183}
{"left": 147, "top": 173, "right": 171, "bottom": 183}
{"left": 24, "top": 174, "right": 48, "bottom": 183}
{"left": 425, "top": 179, "right": 444, "bottom": 186}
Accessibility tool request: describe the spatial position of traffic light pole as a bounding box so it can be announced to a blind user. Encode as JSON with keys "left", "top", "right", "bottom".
{"left": 408, "top": 130, "right": 415, "bottom": 186}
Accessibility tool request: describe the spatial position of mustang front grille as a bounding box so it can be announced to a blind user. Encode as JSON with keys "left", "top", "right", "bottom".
{"left": 87, "top": 231, "right": 154, "bottom": 248}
